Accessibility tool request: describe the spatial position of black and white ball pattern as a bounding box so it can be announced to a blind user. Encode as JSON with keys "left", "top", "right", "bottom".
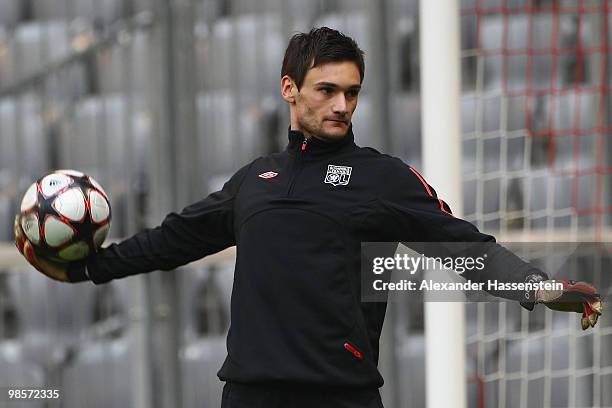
{"left": 20, "top": 170, "right": 111, "bottom": 262}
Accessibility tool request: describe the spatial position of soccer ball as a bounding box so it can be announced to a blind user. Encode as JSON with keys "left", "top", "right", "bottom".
{"left": 19, "top": 169, "right": 111, "bottom": 263}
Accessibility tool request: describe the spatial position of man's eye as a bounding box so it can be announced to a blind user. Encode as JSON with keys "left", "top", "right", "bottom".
{"left": 347, "top": 90, "right": 359, "bottom": 98}
{"left": 320, "top": 88, "right": 333, "bottom": 95}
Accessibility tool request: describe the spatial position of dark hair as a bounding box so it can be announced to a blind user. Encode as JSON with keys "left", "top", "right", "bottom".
{"left": 281, "top": 27, "right": 365, "bottom": 90}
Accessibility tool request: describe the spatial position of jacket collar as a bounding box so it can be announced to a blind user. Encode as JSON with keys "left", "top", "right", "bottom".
{"left": 286, "top": 124, "right": 355, "bottom": 155}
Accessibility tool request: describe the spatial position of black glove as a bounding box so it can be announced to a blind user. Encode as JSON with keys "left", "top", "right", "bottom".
{"left": 535, "top": 279, "right": 603, "bottom": 330}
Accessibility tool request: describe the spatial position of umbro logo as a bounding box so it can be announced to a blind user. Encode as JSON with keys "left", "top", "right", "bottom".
{"left": 324, "top": 165, "right": 352, "bottom": 186}
{"left": 258, "top": 171, "right": 278, "bottom": 179}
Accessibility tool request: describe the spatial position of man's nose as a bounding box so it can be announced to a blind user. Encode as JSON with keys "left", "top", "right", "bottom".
{"left": 331, "top": 94, "right": 347, "bottom": 114}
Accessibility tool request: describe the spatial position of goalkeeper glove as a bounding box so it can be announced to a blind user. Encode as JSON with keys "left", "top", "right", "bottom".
{"left": 14, "top": 215, "right": 69, "bottom": 282}
{"left": 532, "top": 279, "right": 603, "bottom": 330}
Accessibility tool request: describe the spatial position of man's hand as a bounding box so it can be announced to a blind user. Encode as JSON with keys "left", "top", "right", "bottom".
{"left": 14, "top": 215, "right": 69, "bottom": 282}
{"left": 536, "top": 280, "right": 603, "bottom": 330}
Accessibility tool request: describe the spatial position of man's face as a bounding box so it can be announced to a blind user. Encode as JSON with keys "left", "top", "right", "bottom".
{"left": 284, "top": 61, "right": 361, "bottom": 141}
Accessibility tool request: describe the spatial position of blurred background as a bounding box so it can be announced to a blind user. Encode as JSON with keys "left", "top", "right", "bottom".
{"left": 0, "top": 0, "right": 610, "bottom": 407}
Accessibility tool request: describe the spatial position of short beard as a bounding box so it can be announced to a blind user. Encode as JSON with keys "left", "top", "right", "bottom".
{"left": 297, "top": 117, "right": 347, "bottom": 141}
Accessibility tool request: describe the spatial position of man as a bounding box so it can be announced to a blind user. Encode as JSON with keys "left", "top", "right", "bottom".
{"left": 14, "top": 27, "right": 602, "bottom": 408}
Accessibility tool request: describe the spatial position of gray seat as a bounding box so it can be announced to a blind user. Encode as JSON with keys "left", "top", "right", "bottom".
{"left": 197, "top": 90, "right": 238, "bottom": 176}
{"left": 5, "top": 21, "right": 71, "bottom": 83}
{"left": 0, "top": 0, "right": 20, "bottom": 27}
{"left": 60, "top": 94, "right": 151, "bottom": 237}
{"left": 194, "top": 15, "right": 285, "bottom": 173}
{"left": 4, "top": 268, "right": 95, "bottom": 366}
{"left": 479, "top": 15, "right": 554, "bottom": 91}
{"left": 31, "top": 0, "right": 124, "bottom": 24}
{"left": 0, "top": 95, "right": 18, "bottom": 241}
{"left": 60, "top": 281, "right": 131, "bottom": 408}
{"left": 0, "top": 193, "right": 13, "bottom": 241}
{"left": 232, "top": 14, "right": 284, "bottom": 94}
{"left": 68, "top": 323, "right": 130, "bottom": 408}
{"left": 396, "top": 335, "right": 426, "bottom": 408}
{"left": 197, "top": 90, "right": 262, "bottom": 176}
{"left": 182, "top": 338, "right": 227, "bottom": 408}
{"left": 180, "top": 263, "right": 232, "bottom": 343}
{"left": 195, "top": 20, "right": 231, "bottom": 91}
{"left": 0, "top": 28, "right": 9, "bottom": 87}
{"left": 96, "top": 31, "right": 151, "bottom": 94}
{"left": 389, "top": 93, "right": 421, "bottom": 165}
{"left": 549, "top": 91, "right": 598, "bottom": 212}
{"left": 395, "top": 334, "right": 480, "bottom": 408}
{"left": 196, "top": 14, "right": 283, "bottom": 93}
{"left": 60, "top": 337, "right": 132, "bottom": 408}
{"left": 0, "top": 96, "right": 48, "bottom": 190}
{"left": 180, "top": 263, "right": 233, "bottom": 407}
{"left": 479, "top": 14, "right": 599, "bottom": 92}
{"left": 314, "top": 12, "right": 369, "bottom": 58}
{"left": 350, "top": 94, "right": 371, "bottom": 145}
{"left": 0, "top": 341, "right": 45, "bottom": 408}
{"left": 505, "top": 331, "right": 593, "bottom": 407}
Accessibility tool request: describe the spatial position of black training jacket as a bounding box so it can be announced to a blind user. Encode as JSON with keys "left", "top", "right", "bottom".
{"left": 68, "top": 126, "right": 547, "bottom": 389}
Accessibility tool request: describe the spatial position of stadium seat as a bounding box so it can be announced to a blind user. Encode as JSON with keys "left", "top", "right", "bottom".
{"left": 31, "top": 0, "right": 123, "bottom": 25}
{"left": 197, "top": 91, "right": 237, "bottom": 176}
{"left": 314, "top": 11, "right": 369, "bottom": 58}
{"left": 396, "top": 335, "right": 426, "bottom": 408}
{"left": 505, "top": 332, "right": 593, "bottom": 407}
{"left": 7, "top": 21, "right": 71, "bottom": 82}
{"left": 61, "top": 336, "right": 133, "bottom": 408}
{"left": 0, "top": 99, "right": 19, "bottom": 184}
{"left": 197, "top": 90, "right": 265, "bottom": 176}
{"left": 0, "top": 343, "right": 45, "bottom": 408}
{"left": 60, "top": 282, "right": 131, "bottom": 408}
{"left": 0, "top": 270, "right": 117, "bottom": 405}
{"left": 0, "top": 0, "right": 21, "bottom": 28}
{"left": 0, "top": 272, "right": 43, "bottom": 408}
{"left": 479, "top": 15, "right": 553, "bottom": 91}
{"left": 479, "top": 14, "right": 600, "bottom": 92}
{"left": 0, "top": 98, "right": 15, "bottom": 169}
{"left": 3, "top": 268, "right": 95, "bottom": 365}
{"left": 62, "top": 94, "right": 151, "bottom": 236}
{"left": 0, "top": 27, "right": 10, "bottom": 86}
{"left": 197, "top": 14, "right": 282, "bottom": 93}
{"left": 350, "top": 95, "right": 371, "bottom": 145}
{"left": 180, "top": 263, "right": 232, "bottom": 406}
{"left": 552, "top": 91, "right": 598, "bottom": 146}
{"left": 97, "top": 31, "right": 150, "bottom": 94}
{"left": 281, "top": 0, "right": 320, "bottom": 26}
{"left": 0, "top": 193, "right": 13, "bottom": 241}
{"left": 182, "top": 337, "right": 227, "bottom": 407}
{"left": 195, "top": 16, "right": 287, "bottom": 173}
{"left": 235, "top": 14, "right": 283, "bottom": 94}
{"left": 180, "top": 263, "right": 232, "bottom": 341}
{"left": 199, "top": 19, "right": 231, "bottom": 90}
{"left": 0, "top": 97, "right": 48, "bottom": 184}
{"left": 389, "top": 94, "right": 421, "bottom": 165}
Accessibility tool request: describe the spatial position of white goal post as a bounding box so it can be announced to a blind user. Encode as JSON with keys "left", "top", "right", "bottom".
{"left": 420, "top": 0, "right": 465, "bottom": 407}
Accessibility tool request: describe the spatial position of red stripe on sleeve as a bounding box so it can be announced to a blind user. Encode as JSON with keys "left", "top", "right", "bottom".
{"left": 409, "top": 167, "right": 434, "bottom": 196}
{"left": 409, "top": 167, "right": 454, "bottom": 217}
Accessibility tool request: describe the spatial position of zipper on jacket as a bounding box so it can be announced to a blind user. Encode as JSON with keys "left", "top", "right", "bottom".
{"left": 286, "top": 138, "right": 308, "bottom": 197}
{"left": 343, "top": 342, "right": 363, "bottom": 359}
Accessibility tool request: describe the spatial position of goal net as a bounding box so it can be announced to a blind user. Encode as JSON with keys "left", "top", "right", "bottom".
{"left": 459, "top": 1, "right": 611, "bottom": 407}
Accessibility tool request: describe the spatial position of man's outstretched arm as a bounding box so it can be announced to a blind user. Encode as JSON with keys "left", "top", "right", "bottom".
{"left": 15, "top": 162, "right": 252, "bottom": 285}
{"left": 379, "top": 159, "right": 603, "bottom": 330}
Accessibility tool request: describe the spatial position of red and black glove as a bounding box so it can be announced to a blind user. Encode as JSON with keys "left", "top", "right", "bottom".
{"left": 535, "top": 280, "right": 603, "bottom": 330}
{"left": 14, "top": 215, "right": 69, "bottom": 282}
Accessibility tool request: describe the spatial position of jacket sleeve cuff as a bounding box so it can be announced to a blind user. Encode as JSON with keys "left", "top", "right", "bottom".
{"left": 66, "top": 262, "right": 90, "bottom": 283}
{"left": 519, "top": 272, "right": 548, "bottom": 311}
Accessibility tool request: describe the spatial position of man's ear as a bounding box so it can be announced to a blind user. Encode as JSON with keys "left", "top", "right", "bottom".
{"left": 281, "top": 75, "right": 297, "bottom": 103}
